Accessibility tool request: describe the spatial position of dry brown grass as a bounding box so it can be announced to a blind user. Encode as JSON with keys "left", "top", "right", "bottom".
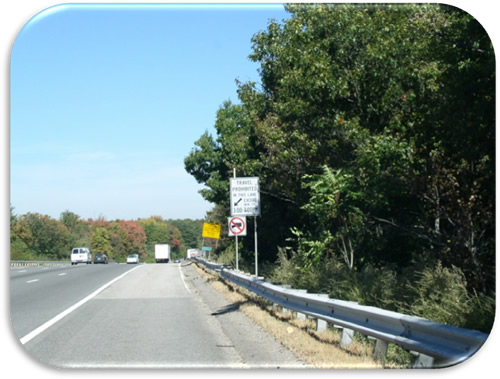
{"left": 193, "top": 263, "right": 399, "bottom": 369}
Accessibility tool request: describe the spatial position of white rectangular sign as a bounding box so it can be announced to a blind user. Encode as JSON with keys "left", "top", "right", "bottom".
{"left": 230, "top": 177, "right": 260, "bottom": 216}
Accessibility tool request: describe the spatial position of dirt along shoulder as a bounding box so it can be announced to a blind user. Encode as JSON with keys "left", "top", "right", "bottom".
{"left": 191, "top": 262, "right": 402, "bottom": 369}
{"left": 181, "top": 261, "right": 308, "bottom": 369}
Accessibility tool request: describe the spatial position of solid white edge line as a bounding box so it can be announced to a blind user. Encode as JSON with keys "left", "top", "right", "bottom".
{"left": 20, "top": 265, "right": 143, "bottom": 345}
{"left": 179, "top": 263, "right": 191, "bottom": 294}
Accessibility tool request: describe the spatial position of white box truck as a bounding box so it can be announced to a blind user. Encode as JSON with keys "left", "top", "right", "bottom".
{"left": 155, "top": 244, "right": 171, "bottom": 263}
{"left": 186, "top": 248, "right": 200, "bottom": 259}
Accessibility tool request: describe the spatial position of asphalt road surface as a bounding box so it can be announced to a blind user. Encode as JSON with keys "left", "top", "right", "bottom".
{"left": 10, "top": 263, "right": 135, "bottom": 339}
{"left": 10, "top": 262, "right": 306, "bottom": 369}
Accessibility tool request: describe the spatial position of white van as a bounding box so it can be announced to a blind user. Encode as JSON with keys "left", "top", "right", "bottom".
{"left": 71, "top": 247, "right": 92, "bottom": 265}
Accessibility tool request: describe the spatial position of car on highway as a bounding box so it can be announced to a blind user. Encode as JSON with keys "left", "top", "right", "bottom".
{"left": 174, "top": 259, "right": 180, "bottom": 263}
{"left": 127, "top": 254, "right": 139, "bottom": 264}
{"left": 71, "top": 247, "right": 92, "bottom": 265}
{"left": 94, "top": 253, "right": 109, "bottom": 264}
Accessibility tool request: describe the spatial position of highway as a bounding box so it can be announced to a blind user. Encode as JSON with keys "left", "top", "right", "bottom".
{"left": 10, "top": 262, "right": 306, "bottom": 368}
{"left": 10, "top": 263, "right": 136, "bottom": 339}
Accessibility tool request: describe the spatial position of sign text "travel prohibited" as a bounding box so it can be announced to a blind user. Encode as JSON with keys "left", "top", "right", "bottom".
{"left": 230, "top": 177, "right": 260, "bottom": 217}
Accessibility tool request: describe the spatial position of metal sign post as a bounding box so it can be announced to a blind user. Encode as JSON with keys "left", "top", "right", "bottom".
{"left": 230, "top": 172, "right": 260, "bottom": 276}
{"left": 233, "top": 169, "right": 238, "bottom": 271}
{"left": 228, "top": 215, "right": 246, "bottom": 271}
{"left": 254, "top": 216, "right": 258, "bottom": 277}
{"left": 202, "top": 222, "right": 221, "bottom": 261}
{"left": 236, "top": 236, "right": 239, "bottom": 271}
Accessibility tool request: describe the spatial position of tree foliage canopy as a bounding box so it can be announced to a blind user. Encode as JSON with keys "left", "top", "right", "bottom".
{"left": 184, "top": 4, "right": 494, "bottom": 330}
{"left": 10, "top": 208, "right": 202, "bottom": 263}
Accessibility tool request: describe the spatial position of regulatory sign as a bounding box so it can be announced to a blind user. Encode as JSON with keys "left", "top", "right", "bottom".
{"left": 230, "top": 177, "right": 260, "bottom": 216}
{"left": 228, "top": 216, "right": 247, "bottom": 237}
{"left": 202, "top": 222, "right": 221, "bottom": 239}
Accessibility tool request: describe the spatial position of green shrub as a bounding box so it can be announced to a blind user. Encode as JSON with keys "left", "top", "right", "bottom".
{"left": 403, "top": 262, "right": 495, "bottom": 332}
{"left": 464, "top": 292, "right": 495, "bottom": 333}
{"left": 10, "top": 239, "right": 37, "bottom": 261}
{"left": 215, "top": 244, "right": 236, "bottom": 266}
{"left": 404, "top": 262, "right": 470, "bottom": 326}
{"left": 271, "top": 252, "right": 495, "bottom": 333}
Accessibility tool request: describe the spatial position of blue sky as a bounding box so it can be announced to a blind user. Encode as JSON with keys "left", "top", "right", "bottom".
{"left": 10, "top": 3, "right": 289, "bottom": 221}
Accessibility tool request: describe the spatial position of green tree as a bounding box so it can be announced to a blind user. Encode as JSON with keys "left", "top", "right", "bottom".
{"left": 10, "top": 207, "right": 35, "bottom": 260}
{"left": 139, "top": 217, "right": 171, "bottom": 252}
{"left": 185, "top": 100, "right": 300, "bottom": 263}
{"left": 236, "top": 3, "right": 494, "bottom": 294}
{"left": 13, "top": 213, "right": 71, "bottom": 260}
{"left": 169, "top": 219, "right": 203, "bottom": 251}
{"left": 90, "top": 227, "right": 113, "bottom": 258}
{"left": 185, "top": 4, "right": 495, "bottom": 327}
{"left": 185, "top": 100, "right": 263, "bottom": 205}
{"left": 60, "top": 210, "right": 90, "bottom": 248}
{"left": 60, "top": 210, "right": 80, "bottom": 230}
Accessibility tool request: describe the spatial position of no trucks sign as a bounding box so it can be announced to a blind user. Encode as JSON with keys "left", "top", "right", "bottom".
{"left": 228, "top": 216, "right": 247, "bottom": 237}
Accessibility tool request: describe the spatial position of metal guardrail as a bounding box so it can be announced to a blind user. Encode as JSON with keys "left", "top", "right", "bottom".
{"left": 193, "top": 257, "right": 489, "bottom": 368}
{"left": 10, "top": 260, "right": 71, "bottom": 267}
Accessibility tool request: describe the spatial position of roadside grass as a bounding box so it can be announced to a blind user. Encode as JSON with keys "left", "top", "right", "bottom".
{"left": 193, "top": 263, "right": 407, "bottom": 369}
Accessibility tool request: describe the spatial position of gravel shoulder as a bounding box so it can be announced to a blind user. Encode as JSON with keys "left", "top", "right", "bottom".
{"left": 181, "top": 261, "right": 309, "bottom": 369}
{"left": 186, "top": 261, "right": 388, "bottom": 369}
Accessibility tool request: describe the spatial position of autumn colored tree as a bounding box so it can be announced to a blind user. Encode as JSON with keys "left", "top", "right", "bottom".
{"left": 10, "top": 208, "right": 199, "bottom": 264}
{"left": 11, "top": 213, "right": 71, "bottom": 260}
{"left": 118, "top": 220, "right": 147, "bottom": 258}
{"left": 169, "top": 219, "right": 203, "bottom": 250}
{"left": 166, "top": 222, "right": 184, "bottom": 256}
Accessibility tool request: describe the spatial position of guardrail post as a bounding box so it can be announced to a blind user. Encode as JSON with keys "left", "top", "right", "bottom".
{"left": 295, "top": 290, "right": 307, "bottom": 320}
{"left": 315, "top": 295, "right": 329, "bottom": 331}
{"left": 413, "top": 353, "right": 434, "bottom": 368}
{"left": 202, "top": 262, "right": 489, "bottom": 366}
{"left": 340, "top": 328, "right": 355, "bottom": 348}
{"left": 10, "top": 260, "right": 71, "bottom": 267}
{"left": 316, "top": 318, "right": 327, "bottom": 332}
{"left": 373, "top": 339, "right": 389, "bottom": 361}
{"left": 279, "top": 285, "right": 292, "bottom": 314}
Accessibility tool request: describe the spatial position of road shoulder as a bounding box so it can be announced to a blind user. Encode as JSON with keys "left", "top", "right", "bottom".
{"left": 181, "top": 261, "right": 308, "bottom": 369}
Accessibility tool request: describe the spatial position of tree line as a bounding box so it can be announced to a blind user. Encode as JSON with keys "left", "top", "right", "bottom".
{"left": 10, "top": 208, "right": 203, "bottom": 263}
{"left": 184, "top": 4, "right": 494, "bottom": 332}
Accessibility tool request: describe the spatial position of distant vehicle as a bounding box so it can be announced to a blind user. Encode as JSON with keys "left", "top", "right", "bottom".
{"left": 186, "top": 248, "right": 200, "bottom": 259}
{"left": 174, "top": 259, "right": 180, "bottom": 264}
{"left": 127, "top": 254, "right": 139, "bottom": 264}
{"left": 155, "top": 244, "right": 171, "bottom": 263}
{"left": 71, "top": 247, "right": 92, "bottom": 265}
{"left": 94, "top": 253, "right": 109, "bottom": 264}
